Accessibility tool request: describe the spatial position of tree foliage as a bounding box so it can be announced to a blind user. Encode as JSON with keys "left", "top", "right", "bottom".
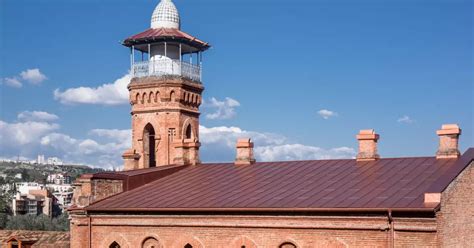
{"left": 0, "top": 177, "right": 14, "bottom": 229}
{"left": 5, "top": 213, "right": 69, "bottom": 231}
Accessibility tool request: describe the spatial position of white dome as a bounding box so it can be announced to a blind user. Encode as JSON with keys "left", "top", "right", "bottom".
{"left": 151, "top": 0, "right": 180, "bottom": 29}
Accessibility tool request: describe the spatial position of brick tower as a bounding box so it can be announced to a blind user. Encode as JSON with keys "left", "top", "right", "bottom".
{"left": 121, "top": 0, "right": 210, "bottom": 170}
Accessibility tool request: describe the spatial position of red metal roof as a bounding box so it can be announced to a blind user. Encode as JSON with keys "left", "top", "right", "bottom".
{"left": 123, "top": 28, "right": 210, "bottom": 51}
{"left": 86, "top": 149, "right": 473, "bottom": 213}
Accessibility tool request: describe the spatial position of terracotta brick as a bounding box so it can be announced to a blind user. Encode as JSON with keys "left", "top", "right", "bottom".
{"left": 123, "top": 76, "right": 203, "bottom": 170}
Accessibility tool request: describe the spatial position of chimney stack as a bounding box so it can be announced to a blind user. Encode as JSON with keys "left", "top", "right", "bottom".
{"left": 436, "top": 124, "right": 461, "bottom": 159}
{"left": 356, "top": 129, "right": 380, "bottom": 161}
{"left": 235, "top": 138, "right": 256, "bottom": 165}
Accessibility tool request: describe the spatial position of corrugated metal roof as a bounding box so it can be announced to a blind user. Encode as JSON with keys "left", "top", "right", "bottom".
{"left": 87, "top": 149, "right": 473, "bottom": 213}
{"left": 123, "top": 28, "right": 210, "bottom": 50}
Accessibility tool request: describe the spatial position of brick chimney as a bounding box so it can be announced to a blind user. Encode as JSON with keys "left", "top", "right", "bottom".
{"left": 356, "top": 129, "right": 380, "bottom": 161}
{"left": 235, "top": 138, "right": 256, "bottom": 165}
{"left": 436, "top": 124, "right": 461, "bottom": 159}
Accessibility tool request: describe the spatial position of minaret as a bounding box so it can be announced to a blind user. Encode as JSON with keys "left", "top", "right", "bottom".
{"left": 121, "top": 0, "right": 210, "bottom": 170}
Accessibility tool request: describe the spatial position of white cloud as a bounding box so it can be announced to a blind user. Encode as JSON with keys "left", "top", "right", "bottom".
{"left": 40, "top": 131, "right": 131, "bottom": 167}
{"left": 200, "top": 125, "right": 286, "bottom": 148}
{"left": 255, "top": 144, "right": 355, "bottom": 161}
{"left": 0, "top": 120, "right": 60, "bottom": 147}
{"left": 2, "top": 77, "right": 22, "bottom": 88}
{"left": 0, "top": 114, "right": 132, "bottom": 168}
{"left": 397, "top": 115, "right": 415, "bottom": 124}
{"left": 54, "top": 74, "right": 131, "bottom": 105}
{"left": 204, "top": 97, "right": 240, "bottom": 120}
{"left": 199, "top": 125, "right": 355, "bottom": 162}
{"left": 89, "top": 129, "right": 131, "bottom": 143}
{"left": 317, "top": 109, "right": 338, "bottom": 119}
{"left": 20, "top": 68, "right": 47, "bottom": 84}
{"left": 18, "top": 111, "right": 59, "bottom": 122}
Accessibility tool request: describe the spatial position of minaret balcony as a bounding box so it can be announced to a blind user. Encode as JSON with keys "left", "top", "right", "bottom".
{"left": 132, "top": 59, "right": 202, "bottom": 83}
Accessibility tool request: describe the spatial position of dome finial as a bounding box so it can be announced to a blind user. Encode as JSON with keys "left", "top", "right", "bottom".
{"left": 151, "top": 0, "right": 180, "bottom": 29}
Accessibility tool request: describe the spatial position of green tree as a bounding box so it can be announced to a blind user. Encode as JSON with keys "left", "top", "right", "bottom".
{"left": 0, "top": 177, "right": 14, "bottom": 229}
{"left": 6, "top": 213, "right": 69, "bottom": 231}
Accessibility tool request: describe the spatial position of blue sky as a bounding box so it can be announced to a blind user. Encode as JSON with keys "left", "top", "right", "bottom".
{"left": 0, "top": 0, "right": 472, "bottom": 168}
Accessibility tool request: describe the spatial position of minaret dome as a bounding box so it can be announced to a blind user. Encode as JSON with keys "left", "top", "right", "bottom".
{"left": 151, "top": 0, "right": 180, "bottom": 29}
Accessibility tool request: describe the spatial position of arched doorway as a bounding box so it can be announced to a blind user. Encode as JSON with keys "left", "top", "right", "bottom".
{"left": 143, "top": 123, "right": 156, "bottom": 167}
{"left": 109, "top": 241, "right": 121, "bottom": 248}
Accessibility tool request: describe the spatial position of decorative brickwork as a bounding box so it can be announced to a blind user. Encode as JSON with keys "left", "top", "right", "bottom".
{"left": 124, "top": 76, "right": 203, "bottom": 170}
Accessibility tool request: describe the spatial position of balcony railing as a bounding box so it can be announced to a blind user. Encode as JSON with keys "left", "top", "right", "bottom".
{"left": 132, "top": 59, "right": 202, "bottom": 82}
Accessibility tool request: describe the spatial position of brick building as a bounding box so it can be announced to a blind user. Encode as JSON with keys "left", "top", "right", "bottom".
{"left": 69, "top": 0, "right": 473, "bottom": 247}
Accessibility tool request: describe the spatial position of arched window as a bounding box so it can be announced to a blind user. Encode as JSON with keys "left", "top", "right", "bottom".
{"left": 149, "top": 91, "right": 154, "bottom": 103}
{"left": 279, "top": 242, "right": 297, "bottom": 248}
{"left": 143, "top": 123, "right": 156, "bottom": 168}
{"left": 109, "top": 241, "right": 121, "bottom": 248}
{"left": 185, "top": 124, "right": 192, "bottom": 139}
{"left": 136, "top": 93, "right": 141, "bottom": 104}
{"left": 142, "top": 237, "right": 161, "bottom": 248}
{"left": 142, "top": 92, "right": 147, "bottom": 104}
{"left": 184, "top": 244, "right": 193, "bottom": 248}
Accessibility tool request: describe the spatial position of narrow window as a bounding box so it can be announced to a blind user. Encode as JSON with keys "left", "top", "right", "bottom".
{"left": 136, "top": 93, "right": 140, "bottom": 104}
{"left": 149, "top": 91, "right": 154, "bottom": 103}
{"left": 143, "top": 123, "right": 156, "bottom": 168}
{"left": 142, "top": 92, "right": 146, "bottom": 104}
{"left": 185, "top": 124, "right": 192, "bottom": 139}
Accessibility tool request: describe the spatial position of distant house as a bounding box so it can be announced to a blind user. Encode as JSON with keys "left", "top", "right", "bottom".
{"left": 12, "top": 189, "right": 58, "bottom": 217}
{"left": 0, "top": 230, "right": 69, "bottom": 248}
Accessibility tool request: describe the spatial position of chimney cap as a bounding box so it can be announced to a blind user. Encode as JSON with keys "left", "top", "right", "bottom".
{"left": 356, "top": 129, "right": 379, "bottom": 141}
{"left": 437, "top": 124, "right": 461, "bottom": 136}
{"left": 236, "top": 138, "right": 254, "bottom": 148}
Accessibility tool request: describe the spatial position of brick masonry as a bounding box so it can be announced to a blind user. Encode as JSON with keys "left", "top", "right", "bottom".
{"left": 437, "top": 161, "right": 473, "bottom": 247}
{"left": 69, "top": 214, "right": 438, "bottom": 247}
{"left": 124, "top": 76, "right": 203, "bottom": 170}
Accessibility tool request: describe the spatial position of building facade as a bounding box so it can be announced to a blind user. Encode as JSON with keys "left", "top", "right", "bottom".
{"left": 68, "top": 1, "right": 473, "bottom": 247}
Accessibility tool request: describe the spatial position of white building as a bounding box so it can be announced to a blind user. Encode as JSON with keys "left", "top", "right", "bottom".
{"left": 16, "top": 182, "right": 44, "bottom": 195}
{"left": 37, "top": 154, "right": 46, "bottom": 164}
{"left": 47, "top": 157, "right": 63, "bottom": 165}
{"left": 47, "top": 173, "right": 71, "bottom": 185}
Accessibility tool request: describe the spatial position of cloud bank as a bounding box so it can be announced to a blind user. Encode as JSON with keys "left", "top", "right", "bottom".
{"left": 54, "top": 74, "right": 131, "bottom": 105}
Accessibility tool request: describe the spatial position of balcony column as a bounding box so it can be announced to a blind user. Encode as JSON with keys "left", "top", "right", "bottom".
{"left": 179, "top": 44, "right": 182, "bottom": 76}
{"left": 131, "top": 46, "right": 135, "bottom": 76}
